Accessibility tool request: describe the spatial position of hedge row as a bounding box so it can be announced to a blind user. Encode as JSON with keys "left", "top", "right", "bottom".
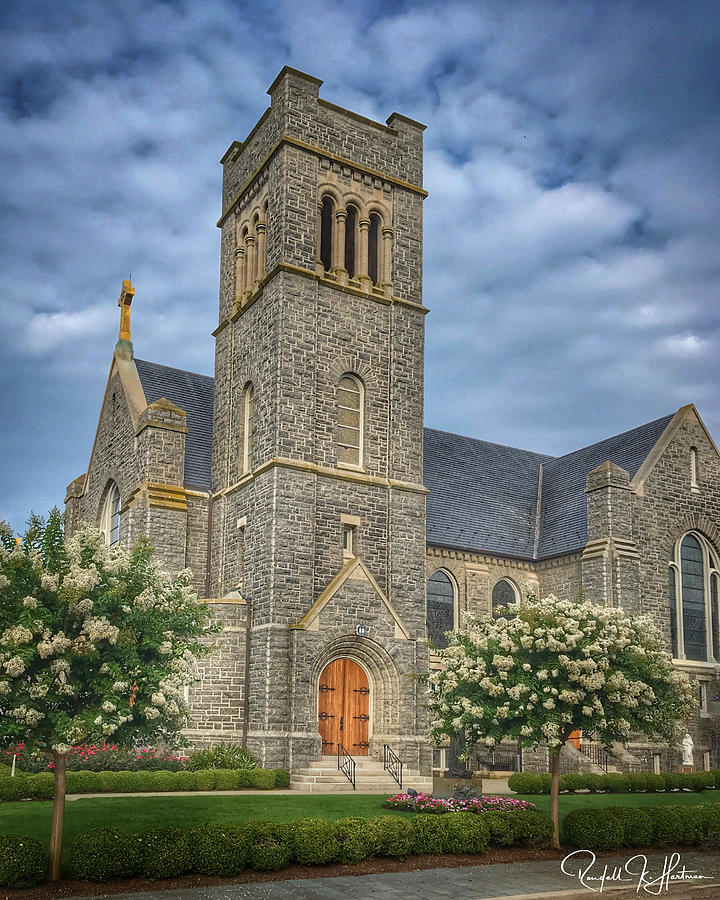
{"left": 0, "top": 767, "right": 291, "bottom": 801}
{"left": 62, "top": 810, "right": 554, "bottom": 884}
{"left": 508, "top": 770, "right": 720, "bottom": 795}
{"left": 563, "top": 803, "right": 720, "bottom": 852}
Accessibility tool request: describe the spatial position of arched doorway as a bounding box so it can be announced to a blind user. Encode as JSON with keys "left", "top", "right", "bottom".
{"left": 318, "top": 658, "right": 370, "bottom": 756}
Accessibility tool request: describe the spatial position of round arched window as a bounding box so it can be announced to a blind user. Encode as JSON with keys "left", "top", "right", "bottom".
{"left": 101, "top": 483, "right": 121, "bottom": 546}
{"left": 492, "top": 579, "right": 517, "bottom": 617}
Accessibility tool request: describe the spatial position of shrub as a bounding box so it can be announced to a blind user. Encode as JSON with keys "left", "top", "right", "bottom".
{"left": 0, "top": 834, "right": 47, "bottom": 888}
{"left": 691, "top": 772, "right": 714, "bottom": 792}
{"left": 174, "top": 771, "right": 198, "bottom": 791}
{"left": 70, "top": 827, "right": 140, "bottom": 880}
{"left": 98, "top": 771, "right": 124, "bottom": 793}
{"left": 648, "top": 806, "right": 700, "bottom": 846}
{"left": 412, "top": 814, "right": 450, "bottom": 854}
{"left": 664, "top": 773, "right": 681, "bottom": 791}
{"left": 189, "top": 823, "right": 249, "bottom": 875}
{"left": 627, "top": 773, "right": 647, "bottom": 793}
{"left": 0, "top": 763, "right": 11, "bottom": 777}
{"left": 603, "top": 773, "right": 631, "bottom": 794}
{"left": 139, "top": 827, "right": 192, "bottom": 879}
{"left": 508, "top": 772, "right": 550, "bottom": 794}
{"left": 236, "top": 768, "right": 254, "bottom": 788}
{"left": 607, "top": 807, "right": 654, "bottom": 847}
{"left": 291, "top": 818, "right": 339, "bottom": 865}
{"left": 644, "top": 773, "right": 666, "bottom": 792}
{"left": 584, "top": 773, "right": 604, "bottom": 793}
{"left": 0, "top": 776, "right": 29, "bottom": 801}
{"left": 147, "top": 770, "right": 177, "bottom": 792}
{"left": 65, "top": 772, "right": 102, "bottom": 794}
{"left": 193, "top": 769, "right": 216, "bottom": 791}
{"left": 273, "top": 768, "right": 291, "bottom": 788}
{"left": 246, "top": 823, "right": 292, "bottom": 872}
{"left": 442, "top": 812, "right": 490, "bottom": 854}
{"left": 483, "top": 811, "right": 518, "bottom": 846}
{"left": 213, "top": 768, "right": 240, "bottom": 791}
{"left": 371, "top": 815, "right": 416, "bottom": 858}
{"left": 186, "top": 742, "right": 258, "bottom": 771}
{"left": 113, "top": 771, "right": 146, "bottom": 792}
{"left": 27, "top": 772, "right": 54, "bottom": 800}
{"left": 559, "top": 773, "right": 585, "bottom": 793}
{"left": 563, "top": 809, "right": 624, "bottom": 851}
{"left": 334, "top": 817, "right": 377, "bottom": 864}
{"left": 251, "top": 767, "right": 277, "bottom": 790}
{"left": 697, "top": 804, "right": 720, "bottom": 849}
{"left": 485, "top": 810, "right": 553, "bottom": 848}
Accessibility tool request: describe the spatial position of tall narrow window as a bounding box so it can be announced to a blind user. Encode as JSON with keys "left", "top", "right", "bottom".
{"left": 681, "top": 534, "right": 707, "bottom": 661}
{"left": 242, "top": 383, "right": 255, "bottom": 473}
{"left": 320, "top": 196, "right": 334, "bottom": 272}
{"left": 427, "top": 570, "right": 456, "bottom": 649}
{"left": 337, "top": 374, "right": 363, "bottom": 467}
{"left": 368, "top": 214, "right": 380, "bottom": 285}
{"left": 492, "top": 579, "right": 517, "bottom": 617}
{"left": 690, "top": 447, "right": 699, "bottom": 489}
{"left": 670, "top": 531, "right": 719, "bottom": 662}
{"left": 101, "top": 483, "right": 121, "bottom": 546}
{"left": 345, "top": 205, "right": 357, "bottom": 278}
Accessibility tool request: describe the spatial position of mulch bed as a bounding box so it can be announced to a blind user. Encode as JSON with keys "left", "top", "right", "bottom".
{"left": 7, "top": 847, "right": 711, "bottom": 899}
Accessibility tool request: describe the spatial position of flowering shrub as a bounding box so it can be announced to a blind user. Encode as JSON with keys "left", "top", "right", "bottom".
{"left": 4, "top": 742, "right": 186, "bottom": 772}
{"left": 383, "top": 792, "right": 536, "bottom": 813}
{"left": 0, "top": 511, "right": 216, "bottom": 878}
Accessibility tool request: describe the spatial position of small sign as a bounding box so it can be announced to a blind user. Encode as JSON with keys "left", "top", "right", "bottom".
{"left": 356, "top": 623, "right": 368, "bottom": 637}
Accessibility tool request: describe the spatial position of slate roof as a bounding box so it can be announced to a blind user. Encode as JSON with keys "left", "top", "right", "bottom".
{"left": 131, "top": 358, "right": 674, "bottom": 560}
{"left": 423, "top": 428, "right": 552, "bottom": 560}
{"left": 425, "top": 414, "right": 674, "bottom": 561}
{"left": 536, "top": 413, "right": 674, "bottom": 559}
{"left": 134, "top": 359, "right": 214, "bottom": 490}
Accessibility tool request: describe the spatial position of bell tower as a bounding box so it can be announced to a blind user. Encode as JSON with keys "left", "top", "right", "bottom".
{"left": 210, "top": 67, "right": 430, "bottom": 773}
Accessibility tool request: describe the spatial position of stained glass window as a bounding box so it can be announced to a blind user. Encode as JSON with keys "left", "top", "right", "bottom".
{"left": 427, "top": 570, "right": 455, "bottom": 649}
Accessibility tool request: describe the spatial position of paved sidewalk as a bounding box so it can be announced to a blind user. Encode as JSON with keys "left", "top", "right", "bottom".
{"left": 74, "top": 851, "right": 720, "bottom": 900}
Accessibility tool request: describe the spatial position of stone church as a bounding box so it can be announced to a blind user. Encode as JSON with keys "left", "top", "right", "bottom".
{"left": 65, "top": 67, "right": 719, "bottom": 783}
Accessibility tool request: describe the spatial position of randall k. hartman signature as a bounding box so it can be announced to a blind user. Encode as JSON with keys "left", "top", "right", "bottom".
{"left": 561, "top": 850, "right": 713, "bottom": 894}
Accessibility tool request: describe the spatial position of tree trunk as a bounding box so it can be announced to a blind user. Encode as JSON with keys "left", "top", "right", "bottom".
{"left": 49, "top": 752, "right": 67, "bottom": 881}
{"left": 550, "top": 746, "right": 561, "bottom": 849}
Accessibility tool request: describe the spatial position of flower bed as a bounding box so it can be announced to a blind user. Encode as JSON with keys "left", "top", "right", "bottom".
{"left": 3, "top": 743, "right": 185, "bottom": 773}
{"left": 383, "top": 792, "right": 536, "bottom": 813}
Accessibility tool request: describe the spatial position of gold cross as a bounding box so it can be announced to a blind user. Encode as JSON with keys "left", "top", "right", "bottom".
{"left": 117, "top": 279, "right": 135, "bottom": 341}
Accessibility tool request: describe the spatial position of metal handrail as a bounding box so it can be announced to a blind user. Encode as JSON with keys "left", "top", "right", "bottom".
{"left": 337, "top": 743, "right": 356, "bottom": 789}
{"left": 579, "top": 742, "right": 610, "bottom": 773}
{"left": 383, "top": 744, "right": 403, "bottom": 790}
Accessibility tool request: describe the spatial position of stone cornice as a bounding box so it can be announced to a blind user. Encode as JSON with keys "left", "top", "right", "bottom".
{"left": 213, "top": 456, "right": 428, "bottom": 500}
{"left": 217, "top": 134, "right": 427, "bottom": 228}
{"left": 213, "top": 262, "right": 427, "bottom": 336}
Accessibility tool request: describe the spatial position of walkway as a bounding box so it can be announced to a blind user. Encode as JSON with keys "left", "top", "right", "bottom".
{"left": 74, "top": 851, "right": 720, "bottom": 900}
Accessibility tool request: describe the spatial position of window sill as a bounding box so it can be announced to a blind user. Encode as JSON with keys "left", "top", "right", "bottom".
{"left": 337, "top": 462, "right": 365, "bottom": 473}
{"left": 672, "top": 658, "right": 720, "bottom": 670}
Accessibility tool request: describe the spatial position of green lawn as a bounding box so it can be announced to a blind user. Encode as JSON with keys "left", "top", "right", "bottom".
{"left": 1, "top": 790, "right": 719, "bottom": 875}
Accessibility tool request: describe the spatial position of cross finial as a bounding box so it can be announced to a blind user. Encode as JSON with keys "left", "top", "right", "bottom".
{"left": 117, "top": 279, "right": 135, "bottom": 341}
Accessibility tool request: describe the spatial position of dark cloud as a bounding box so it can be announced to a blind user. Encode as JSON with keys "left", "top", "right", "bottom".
{"left": 2, "top": 0, "right": 720, "bottom": 530}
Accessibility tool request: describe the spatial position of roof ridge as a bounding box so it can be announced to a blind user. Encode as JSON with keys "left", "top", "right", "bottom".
{"left": 545, "top": 412, "right": 676, "bottom": 465}
{"left": 423, "top": 426, "right": 556, "bottom": 460}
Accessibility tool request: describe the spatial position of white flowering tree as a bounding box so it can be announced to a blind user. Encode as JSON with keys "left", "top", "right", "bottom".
{"left": 429, "top": 592, "right": 696, "bottom": 848}
{"left": 0, "top": 510, "right": 215, "bottom": 880}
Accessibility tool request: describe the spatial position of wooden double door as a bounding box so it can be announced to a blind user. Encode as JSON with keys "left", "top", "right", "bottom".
{"left": 318, "top": 658, "right": 370, "bottom": 755}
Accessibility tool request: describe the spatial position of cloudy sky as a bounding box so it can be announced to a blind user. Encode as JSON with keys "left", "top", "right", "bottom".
{"left": 2, "top": 0, "right": 720, "bottom": 531}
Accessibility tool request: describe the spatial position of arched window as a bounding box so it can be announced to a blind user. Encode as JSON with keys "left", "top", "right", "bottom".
{"left": 368, "top": 214, "right": 380, "bottom": 285}
{"left": 101, "top": 483, "right": 121, "bottom": 545}
{"left": 337, "top": 374, "right": 363, "bottom": 467}
{"left": 427, "top": 570, "right": 456, "bottom": 649}
{"left": 242, "top": 383, "right": 255, "bottom": 473}
{"left": 344, "top": 205, "right": 358, "bottom": 278}
{"left": 492, "top": 579, "right": 518, "bottom": 617}
{"left": 669, "top": 532, "right": 720, "bottom": 662}
{"left": 320, "top": 196, "right": 334, "bottom": 272}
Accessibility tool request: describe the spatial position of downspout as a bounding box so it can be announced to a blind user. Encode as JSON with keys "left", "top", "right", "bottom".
{"left": 204, "top": 491, "right": 213, "bottom": 599}
{"left": 242, "top": 596, "right": 253, "bottom": 748}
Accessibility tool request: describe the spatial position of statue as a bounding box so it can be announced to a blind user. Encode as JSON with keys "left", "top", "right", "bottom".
{"left": 681, "top": 731, "right": 694, "bottom": 767}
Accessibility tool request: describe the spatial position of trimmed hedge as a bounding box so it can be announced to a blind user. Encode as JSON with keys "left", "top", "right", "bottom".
{"left": 0, "top": 834, "right": 48, "bottom": 888}
{"left": 509, "top": 769, "right": 720, "bottom": 795}
{"left": 563, "top": 804, "right": 720, "bottom": 851}
{"left": 67, "top": 808, "right": 552, "bottom": 882}
{"left": 0, "top": 766, "right": 291, "bottom": 800}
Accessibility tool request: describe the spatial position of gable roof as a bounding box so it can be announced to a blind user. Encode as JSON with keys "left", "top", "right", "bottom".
{"left": 134, "top": 359, "right": 214, "bottom": 490}
{"left": 423, "top": 428, "right": 552, "bottom": 559}
{"left": 536, "top": 413, "right": 675, "bottom": 558}
{"left": 130, "top": 357, "right": 676, "bottom": 560}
